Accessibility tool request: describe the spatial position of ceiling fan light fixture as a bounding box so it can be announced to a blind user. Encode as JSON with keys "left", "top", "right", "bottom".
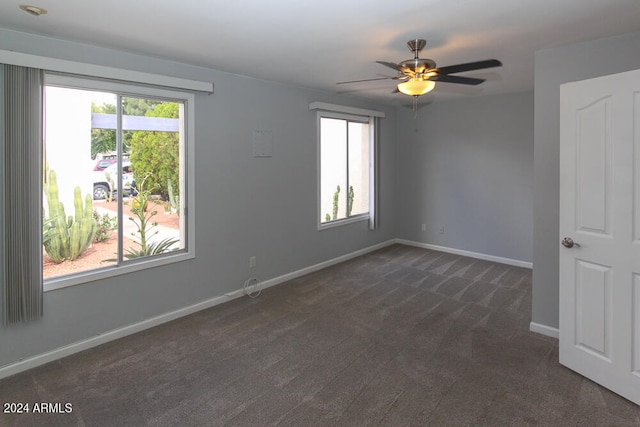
{"left": 397, "top": 78, "right": 435, "bottom": 96}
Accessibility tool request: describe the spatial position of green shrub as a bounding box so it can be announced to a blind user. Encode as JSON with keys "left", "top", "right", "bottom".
{"left": 93, "top": 210, "right": 117, "bottom": 243}
{"left": 129, "top": 102, "right": 179, "bottom": 200}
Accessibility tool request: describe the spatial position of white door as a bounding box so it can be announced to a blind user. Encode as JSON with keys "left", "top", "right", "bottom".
{"left": 559, "top": 68, "right": 640, "bottom": 405}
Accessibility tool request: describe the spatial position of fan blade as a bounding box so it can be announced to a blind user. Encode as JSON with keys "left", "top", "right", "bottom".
{"left": 427, "top": 74, "right": 484, "bottom": 85}
{"left": 376, "top": 61, "right": 407, "bottom": 73}
{"left": 435, "top": 59, "right": 502, "bottom": 75}
{"left": 337, "top": 76, "right": 399, "bottom": 85}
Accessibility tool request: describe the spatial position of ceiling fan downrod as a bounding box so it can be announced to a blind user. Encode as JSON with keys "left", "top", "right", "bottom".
{"left": 407, "top": 39, "right": 426, "bottom": 57}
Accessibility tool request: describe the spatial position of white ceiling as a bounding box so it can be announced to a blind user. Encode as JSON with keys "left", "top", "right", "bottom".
{"left": 1, "top": 0, "right": 639, "bottom": 106}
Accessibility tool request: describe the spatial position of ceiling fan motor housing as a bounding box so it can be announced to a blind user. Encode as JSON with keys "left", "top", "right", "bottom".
{"left": 399, "top": 58, "right": 436, "bottom": 74}
{"left": 402, "top": 39, "right": 436, "bottom": 76}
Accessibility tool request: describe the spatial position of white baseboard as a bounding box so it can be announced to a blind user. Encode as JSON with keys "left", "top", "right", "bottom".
{"left": 0, "top": 292, "right": 243, "bottom": 380}
{"left": 529, "top": 322, "right": 559, "bottom": 339}
{"left": 0, "top": 239, "right": 396, "bottom": 380}
{"left": 257, "top": 240, "right": 396, "bottom": 289}
{"left": 395, "top": 239, "right": 533, "bottom": 269}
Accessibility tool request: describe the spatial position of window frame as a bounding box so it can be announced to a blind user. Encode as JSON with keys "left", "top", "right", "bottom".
{"left": 42, "top": 73, "right": 196, "bottom": 292}
{"left": 316, "top": 110, "right": 375, "bottom": 230}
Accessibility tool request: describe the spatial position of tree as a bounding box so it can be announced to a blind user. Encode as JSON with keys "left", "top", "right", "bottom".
{"left": 122, "top": 97, "right": 161, "bottom": 116}
{"left": 129, "top": 102, "right": 179, "bottom": 200}
{"left": 90, "top": 98, "right": 162, "bottom": 158}
{"left": 91, "top": 102, "right": 117, "bottom": 158}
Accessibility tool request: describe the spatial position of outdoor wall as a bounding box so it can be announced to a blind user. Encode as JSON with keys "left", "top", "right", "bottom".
{"left": 395, "top": 92, "right": 534, "bottom": 264}
{"left": 319, "top": 119, "right": 370, "bottom": 222}
{"left": 533, "top": 31, "right": 640, "bottom": 330}
{"left": 0, "top": 28, "right": 398, "bottom": 369}
{"left": 44, "top": 86, "right": 94, "bottom": 211}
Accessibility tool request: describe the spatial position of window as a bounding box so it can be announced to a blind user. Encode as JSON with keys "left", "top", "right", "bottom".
{"left": 318, "top": 112, "right": 374, "bottom": 227}
{"left": 42, "top": 74, "right": 195, "bottom": 290}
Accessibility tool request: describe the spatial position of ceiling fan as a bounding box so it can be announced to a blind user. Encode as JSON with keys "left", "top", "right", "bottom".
{"left": 338, "top": 39, "right": 502, "bottom": 110}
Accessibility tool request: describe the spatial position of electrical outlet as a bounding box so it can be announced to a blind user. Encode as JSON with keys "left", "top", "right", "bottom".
{"left": 249, "top": 256, "right": 256, "bottom": 268}
{"left": 439, "top": 227, "right": 445, "bottom": 234}
{"left": 421, "top": 224, "right": 426, "bottom": 232}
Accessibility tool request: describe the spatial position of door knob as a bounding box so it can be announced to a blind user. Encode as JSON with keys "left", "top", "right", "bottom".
{"left": 561, "top": 237, "right": 580, "bottom": 248}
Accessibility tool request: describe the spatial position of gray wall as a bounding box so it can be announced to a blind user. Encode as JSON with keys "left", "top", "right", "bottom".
{"left": 7, "top": 26, "right": 637, "bottom": 366}
{"left": 533, "top": 31, "right": 640, "bottom": 329}
{"left": 395, "top": 92, "right": 534, "bottom": 263}
{"left": 0, "top": 29, "right": 398, "bottom": 368}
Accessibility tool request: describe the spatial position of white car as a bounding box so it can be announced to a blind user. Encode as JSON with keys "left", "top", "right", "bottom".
{"left": 92, "top": 161, "right": 136, "bottom": 200}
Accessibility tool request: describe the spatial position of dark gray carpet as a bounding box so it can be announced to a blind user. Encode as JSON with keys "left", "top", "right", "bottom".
{"left": 1, "top": 244, "right": 639, "bottom": 426}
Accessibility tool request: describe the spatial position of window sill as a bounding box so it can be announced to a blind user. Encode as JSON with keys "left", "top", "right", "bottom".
{"left": 43, "top": 250, "right": 194, "bottom": 292}
{"left": 318, "top": 214, "right": 369, "bottom": 231}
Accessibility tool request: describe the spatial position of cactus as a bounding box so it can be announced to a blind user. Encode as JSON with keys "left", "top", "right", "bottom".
{"left": 43, "top": 170, "right": 70, "bottom": 263}
{"left": 104, "top": 171, "right": 115, "bottom": 203}
{"left": 69, "top": 187, "right": 96, "bottom": 260}
{"left": 348, "top": 185, "right": 355, "bottom": 216}
{"left": 167, "top": 178, "right": 179, "bottom": 213}
{"left": 332, "top": 185, "right": 340, "bottom": 220}
{"left": 43, "top": 170, "right": 96, "bottom": 263}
